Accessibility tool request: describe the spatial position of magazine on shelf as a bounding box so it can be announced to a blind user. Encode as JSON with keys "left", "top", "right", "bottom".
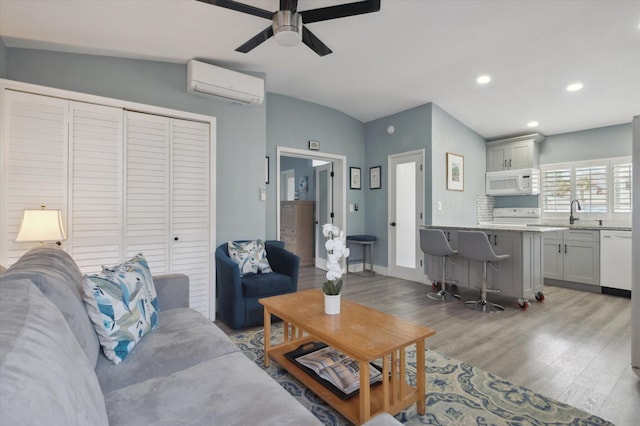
{"left": 292, "top": 343, "right": 383, "bottom": 396}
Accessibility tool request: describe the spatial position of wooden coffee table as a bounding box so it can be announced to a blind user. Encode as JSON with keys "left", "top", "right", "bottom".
{"left": 259, "top": 289, "right": 436, "bottom": 425}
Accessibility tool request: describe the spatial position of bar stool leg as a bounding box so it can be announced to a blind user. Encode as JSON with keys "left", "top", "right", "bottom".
{"left": 427, "top": 256, "right": 459, "bottom": 302}
{"left": 464, "top": 261, "right": 504, "bottom": 312}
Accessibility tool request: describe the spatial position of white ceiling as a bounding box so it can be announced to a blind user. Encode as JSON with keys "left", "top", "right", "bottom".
{"left": 1, "top": 0, "right": 639, "bottom": 139}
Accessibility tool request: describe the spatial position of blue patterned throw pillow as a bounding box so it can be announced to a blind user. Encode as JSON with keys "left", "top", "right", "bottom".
{"left": 228, "top": 240, "right": 272, "bottom": 276}
{"left": 82, "top": 253, "right": 159, "bottom": 364}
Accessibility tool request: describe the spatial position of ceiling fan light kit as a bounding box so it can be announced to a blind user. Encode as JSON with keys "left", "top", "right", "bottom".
{"left": 201, "top": 0, "right": 380, "bottom": 56}
{"left": 273, "top": 11, "right": 302, "bottom": 47}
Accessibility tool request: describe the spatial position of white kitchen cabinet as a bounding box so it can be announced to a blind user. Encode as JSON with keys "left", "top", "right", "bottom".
{"left": 486, "top": 134, "right": 541, "bottom": 171}
{"left": 543, "top": 229, "right": 600, "bottom": 286}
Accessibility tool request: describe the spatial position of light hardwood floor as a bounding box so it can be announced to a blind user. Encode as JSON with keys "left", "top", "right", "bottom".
{"left": 219, "top": 267, "right": 639, "bottom": 425}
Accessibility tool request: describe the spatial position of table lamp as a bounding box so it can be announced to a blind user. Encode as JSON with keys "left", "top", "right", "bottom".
{"left": 15, "top": 206, "right": 67, "bottom": 245}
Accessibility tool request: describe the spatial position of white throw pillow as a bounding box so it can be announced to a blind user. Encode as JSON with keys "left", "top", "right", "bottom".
{"left": 227, "top": 240, "right": 272, "bottom": 276}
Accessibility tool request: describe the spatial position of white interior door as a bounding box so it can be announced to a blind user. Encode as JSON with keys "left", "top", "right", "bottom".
{"left": 315, "top": 162, "right": 333, "bottom": 268}
{"left": 388, "top": 150, "right": 425, "bottom": 283}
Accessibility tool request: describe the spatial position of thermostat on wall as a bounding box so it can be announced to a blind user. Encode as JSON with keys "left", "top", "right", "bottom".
{"left": 308, "top": 140, "right": 320, "bottom": 150}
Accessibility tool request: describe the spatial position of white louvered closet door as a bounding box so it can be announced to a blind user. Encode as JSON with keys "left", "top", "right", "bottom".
{"left": 124, "top": 111, "right": 170, "bottom": 274}
{"left": 170, "top": 118, "right": 210, "bottom": 317}
{"left": 68, "top": 102, "right": 124, "bottom": 273}
{"left": 1, "top": 91, "right": 69, "bottom": 266}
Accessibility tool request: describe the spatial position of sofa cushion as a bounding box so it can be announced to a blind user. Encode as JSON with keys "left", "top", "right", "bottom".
{"left": 96, "top": 307, "right": 241, "bottom": 393}
{"left": 104, "top": 352, "right": 322, "bottom": 426}
{"left": 228, "top": 239, "right": 272, "bottom": 276}
{"left": 83, "top": 254, "right": 159, "bottom": 364}
{"left": 242, "top": 272, "right": 292, "bottom": 298}
{"left": 0, "top": 279, "right": 108, "bottom": 426}
{"left": 0, "top": 245, "right": 100, "bottom": 366}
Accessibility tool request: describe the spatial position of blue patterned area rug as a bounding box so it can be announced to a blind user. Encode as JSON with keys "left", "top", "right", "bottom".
{"left": 229, "top": 325, "right": 613, "bottom": 426}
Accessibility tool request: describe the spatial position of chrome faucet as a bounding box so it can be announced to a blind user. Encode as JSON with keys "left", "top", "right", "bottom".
{"left": 570, "top": 199, "right": 582, "bottom": 224}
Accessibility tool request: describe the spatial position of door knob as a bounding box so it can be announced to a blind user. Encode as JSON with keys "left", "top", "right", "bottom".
{"left": 390, "top": 222, "right": 396, "bottom": 227}
{"left": 174, "top": 237, "right": 179, "bottom": 241}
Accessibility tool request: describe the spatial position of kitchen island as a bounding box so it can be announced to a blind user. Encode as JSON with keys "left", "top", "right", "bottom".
{"left": 422, "top": 224, "right": 566, "bottom": 307}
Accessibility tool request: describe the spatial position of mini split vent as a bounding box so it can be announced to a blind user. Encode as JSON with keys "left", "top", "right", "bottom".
{"left": 187, "top": 60, "right": 264, "bottom": 106}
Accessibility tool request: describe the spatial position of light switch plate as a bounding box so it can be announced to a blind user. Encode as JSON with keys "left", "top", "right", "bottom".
{"left": 259, "top": 187, "right": 266, "bottom": 201}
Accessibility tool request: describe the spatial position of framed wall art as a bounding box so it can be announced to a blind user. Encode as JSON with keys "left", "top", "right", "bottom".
{"left": 350, "top": 167, "right": 361, "bottom": 190}
{"left": 446, "top": 152, "right": 464, "bottom": 191}
{"left": 370, "top": 166, "right": 381, "bottom": 189}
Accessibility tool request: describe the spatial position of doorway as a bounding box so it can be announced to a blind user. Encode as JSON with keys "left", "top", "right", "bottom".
{"left": 276, "top": 147, "right": 346, "bottom": 270}
{"left": 387, "top": 149, "right": 426, "bottom": 283}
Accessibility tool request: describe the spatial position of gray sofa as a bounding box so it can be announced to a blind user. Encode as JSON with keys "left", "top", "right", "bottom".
{"left": 0, "top": 246, "right": 401, "bottom": 425}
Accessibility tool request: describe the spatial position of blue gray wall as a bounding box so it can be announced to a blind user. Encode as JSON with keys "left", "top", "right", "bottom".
{"left": 266, "top": 93, "right": 366, "bottom": 240}
{"left": 4, "top": 48, "right": 267, "bottom": 245}
{"left": 363, "top": 104, "right": 432, "bottom": 267}
{"left": 431, "top": 104, "right": 486, "bottom": 225}
{"left": 280, "top": 156, "right": 316, "bottom": 201}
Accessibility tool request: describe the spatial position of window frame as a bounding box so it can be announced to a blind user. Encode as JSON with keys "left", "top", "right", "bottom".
{"left": 540, "top": 156, "right": 632, "bottom": 224}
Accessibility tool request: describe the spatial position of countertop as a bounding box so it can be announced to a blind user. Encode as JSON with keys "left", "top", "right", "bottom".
{"left": 423, "top": 223, "right": 632, "bottom": 232}
{"left": 424, "top": 224, "right": 568, "bottom": 233}
{"left": 534, "top": 223, "right": 632, "bottom": 231}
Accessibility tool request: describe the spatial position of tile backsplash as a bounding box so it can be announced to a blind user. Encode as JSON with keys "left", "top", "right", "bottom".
{"left": 476, "top": 195, "right": 495, "bottom": 223}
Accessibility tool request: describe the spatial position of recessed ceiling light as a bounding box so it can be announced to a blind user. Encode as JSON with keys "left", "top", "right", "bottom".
{"left": 476, "top": 75, "right": 491, "bottom": 85}
{"left": 527, "top": 121, "right": 539, "bottom": 128}
{"left": 566, "top": 82, "right": 584, "bottom": 92}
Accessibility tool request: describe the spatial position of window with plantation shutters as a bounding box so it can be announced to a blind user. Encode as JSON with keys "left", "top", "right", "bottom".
{"left": 541, "top": 157, "right": 632, "bottom": 221}
{"left": 575, "top": 165, "right": 607, "bottom": 213}
{"left": 542, "top": 168, "right": 571, "bottom": 212}
{"left": 613, "top": 163, "right": 632, "bottom": 213}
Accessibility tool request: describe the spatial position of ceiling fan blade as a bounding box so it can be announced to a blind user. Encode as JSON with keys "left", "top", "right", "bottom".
{"left": 280, "top": 0, "right": 298, "bottom": 13}
{"left": 236, "top": 26, "right": 274, "bottom": 53}
{"left": 196, "top": 0, "right": 273, "bottom": 20}
{"left": 302, "top": 26, "right": 332, "bottom": 57}
{"left": 300, "top": 0, "right": 380, "bottom": 24}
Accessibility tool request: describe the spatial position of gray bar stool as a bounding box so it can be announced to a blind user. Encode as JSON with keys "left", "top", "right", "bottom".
{"left": 456, "top": 230, "right": 509, "bottom": 312}
{"left": 419, "top": 229, "right": 460, "bottom": 302}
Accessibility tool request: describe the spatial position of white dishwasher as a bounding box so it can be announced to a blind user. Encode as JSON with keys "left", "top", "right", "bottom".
{"left": 600, "top": 230, "right": 632, "bottom": 291}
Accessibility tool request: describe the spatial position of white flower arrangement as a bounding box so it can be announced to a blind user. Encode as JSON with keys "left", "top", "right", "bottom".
{"left": 322, "top": 223, "right": 350, "bottom": 295}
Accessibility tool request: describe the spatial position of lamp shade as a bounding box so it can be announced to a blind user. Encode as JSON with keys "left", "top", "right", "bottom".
{"left": 15, "top": 209, "right": 67, "bottom": 243}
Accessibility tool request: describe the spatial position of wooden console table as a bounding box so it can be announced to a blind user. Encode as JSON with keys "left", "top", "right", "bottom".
{"left": 260, "top": 290, "right": 436, "bottom": 425}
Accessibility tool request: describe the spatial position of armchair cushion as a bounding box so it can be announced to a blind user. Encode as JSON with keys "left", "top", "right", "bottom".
{"left": 242, "top": 273, "right": 293, "bottom": 298}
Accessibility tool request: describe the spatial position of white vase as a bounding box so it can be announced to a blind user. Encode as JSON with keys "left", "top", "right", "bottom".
{"left": 324, "top": 294, "right": 341, "bottom": 315}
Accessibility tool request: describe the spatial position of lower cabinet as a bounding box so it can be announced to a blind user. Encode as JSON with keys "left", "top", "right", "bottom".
{"left": 543, "top": 229, "right": 600, "bottom": 286}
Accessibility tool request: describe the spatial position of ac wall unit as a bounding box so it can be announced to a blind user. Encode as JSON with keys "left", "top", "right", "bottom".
{"left": 187, "top": 60, "right": 264, "bottom": 106}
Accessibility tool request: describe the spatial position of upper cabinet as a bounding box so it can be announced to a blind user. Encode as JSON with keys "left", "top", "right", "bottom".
{"left": 486, "top": 134, "right": 544, "bottom": 172}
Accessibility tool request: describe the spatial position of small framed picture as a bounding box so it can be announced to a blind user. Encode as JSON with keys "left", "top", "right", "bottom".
{"left": 370, "top": 166, "right": 381, "bottom": 189}
{"left": 350, "top": 167, "right": 361, "bottom": 190}
{"left": 446, "top": 152, "right": 464, "bottom": 191}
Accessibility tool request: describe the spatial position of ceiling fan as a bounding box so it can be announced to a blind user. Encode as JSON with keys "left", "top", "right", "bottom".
{"left": 197, "top": 0, "right": 381, "bottom": 56}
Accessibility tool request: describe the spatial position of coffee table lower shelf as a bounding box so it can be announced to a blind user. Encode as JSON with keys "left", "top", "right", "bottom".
{"left": 267, "top": 336, "right": 419, "bottom": 425}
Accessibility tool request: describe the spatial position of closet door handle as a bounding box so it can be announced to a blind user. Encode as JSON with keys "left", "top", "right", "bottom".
{"left": 504, "top": 160, "right": 508, "bottom": 169}
{"left": 509, "top": 159, "right": 512, "bottom": 168}
{"left": 390, "top": 222, "right": 396, "bottom": 227}
{"left": 174, "top": 236, "right": 179, "bottom": 241}
{"left": 558, "top": 244, "right": 561, "bottom": 253}
{"left": 564, "top": 244, "right": 567, "bottom": 254}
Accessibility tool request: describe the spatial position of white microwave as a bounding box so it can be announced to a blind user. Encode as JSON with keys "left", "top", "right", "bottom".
{"left": 485, "top": 168, "right": 540, "bottom": 196}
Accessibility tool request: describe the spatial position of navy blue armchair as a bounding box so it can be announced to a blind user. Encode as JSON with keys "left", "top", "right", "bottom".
{"left": 215, "top": 240, "right": 300, "bottom": 329}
